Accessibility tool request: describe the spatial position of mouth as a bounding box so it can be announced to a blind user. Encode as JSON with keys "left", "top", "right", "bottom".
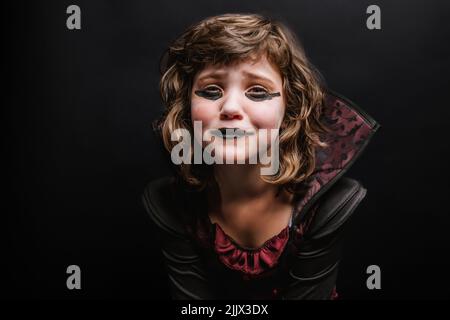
{"left": 211, "top": 127, "right": 255, "bottom": 139}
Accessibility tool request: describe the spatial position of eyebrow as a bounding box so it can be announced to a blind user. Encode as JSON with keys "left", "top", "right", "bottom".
{"left": 242, "top": 70, "right": 277, "bottom": 88}
{"left": 196, "top": 70, "right": 278, "bottom": 88}
{"left": 196, "top": 71, "right": 227, "bottom": 83}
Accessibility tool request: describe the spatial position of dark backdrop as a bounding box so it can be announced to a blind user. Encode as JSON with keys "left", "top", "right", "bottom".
{"left": 4, "top": 0, "right": 450, "bottom": 299}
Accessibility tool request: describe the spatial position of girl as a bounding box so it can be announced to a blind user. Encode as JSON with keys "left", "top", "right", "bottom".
{"left": 143, "top": 13, "right": 380, "bottom": 299}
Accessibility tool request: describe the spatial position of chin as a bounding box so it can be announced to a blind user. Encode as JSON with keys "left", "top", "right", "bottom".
{"left": 218, "top": 147, "right": 258, "bottom": 164}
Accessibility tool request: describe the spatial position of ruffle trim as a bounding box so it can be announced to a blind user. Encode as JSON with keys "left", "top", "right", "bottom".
{"left": 214, "top": 223, "right": 290, "bottom": 275}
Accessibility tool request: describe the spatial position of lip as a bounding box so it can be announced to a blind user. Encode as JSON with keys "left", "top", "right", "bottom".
{"left": 210, "top": 127, "right": 255, "bottom": 139}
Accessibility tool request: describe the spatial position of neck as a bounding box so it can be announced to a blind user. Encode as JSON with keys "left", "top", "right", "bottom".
{"left": 207, "top": 164, "right": 292, "bottom": 223}
{"left": 214, "top": 164, "right": 277, "bottom": 199}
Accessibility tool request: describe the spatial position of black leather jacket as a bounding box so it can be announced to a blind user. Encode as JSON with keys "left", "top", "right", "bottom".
{"left": 142, "top": 90, "right": 380, "bottom": 300}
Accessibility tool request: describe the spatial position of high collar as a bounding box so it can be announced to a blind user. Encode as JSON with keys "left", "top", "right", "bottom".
{"left": 291, "top": 90, "right": 380, "bottom": 225}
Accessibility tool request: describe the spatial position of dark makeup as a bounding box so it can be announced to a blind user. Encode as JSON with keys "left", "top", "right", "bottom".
{"left": 195, "top": 86, "right": 281, "bottom": 102}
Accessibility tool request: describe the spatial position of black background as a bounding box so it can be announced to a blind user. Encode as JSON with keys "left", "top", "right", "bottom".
{"left": 4, "top": 0, "right": 450, "bottom": 299}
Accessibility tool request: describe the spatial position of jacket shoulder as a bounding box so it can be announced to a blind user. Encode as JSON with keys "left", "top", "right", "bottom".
{"left": 142, "top": 176, "right": 189, "bottom": 237}
{"left": 307, "top": 177, "right": 367, "bottom": 239}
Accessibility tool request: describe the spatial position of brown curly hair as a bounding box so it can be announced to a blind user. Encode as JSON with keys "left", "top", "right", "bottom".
{"left": 153, "top": 13, "right": 329, "bottom": 194}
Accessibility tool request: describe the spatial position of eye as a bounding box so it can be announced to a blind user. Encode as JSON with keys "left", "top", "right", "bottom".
{"left": 245, "top": 86, "right": 280, "bottom": 102}
{"left": 248, "top": 86, "right": 269, "bottom": 95}
{"left": 249, "top": 86, "right": 268, "bottom": 93}
{"left": 194, "top": 85, "right": 223, "bottom": 101}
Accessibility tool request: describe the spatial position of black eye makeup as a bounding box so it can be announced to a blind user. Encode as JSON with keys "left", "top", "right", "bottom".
{"left": 194, "top": 85, "right": 281, "bottom": 102}
{"left": 194, "top": 86, "right": 223, "bottom": 101}
{"left": 245, "top": 86, "right": 281, "bottom": 102}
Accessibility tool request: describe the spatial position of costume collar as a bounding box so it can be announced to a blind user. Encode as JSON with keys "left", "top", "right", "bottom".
{"left": 291, "top": 90, "right": 380, "bottom": 225}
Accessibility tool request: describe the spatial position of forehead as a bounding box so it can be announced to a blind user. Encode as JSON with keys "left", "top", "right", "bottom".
{"left": 193, "top": 55, "right": 282, "bottom": 87}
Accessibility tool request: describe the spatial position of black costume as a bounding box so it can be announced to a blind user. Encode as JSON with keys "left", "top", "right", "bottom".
{"left": 142, "top": 91, "right": 380, "bottom": 299}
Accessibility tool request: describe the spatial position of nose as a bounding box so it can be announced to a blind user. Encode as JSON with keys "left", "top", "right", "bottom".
{"left": 219, "top": 91, "right": 244, "bottom": 121}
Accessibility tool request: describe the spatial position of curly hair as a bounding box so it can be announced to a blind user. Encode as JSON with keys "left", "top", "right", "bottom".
{"left": 154, "top": 13, "right": 329, "bottom": 194}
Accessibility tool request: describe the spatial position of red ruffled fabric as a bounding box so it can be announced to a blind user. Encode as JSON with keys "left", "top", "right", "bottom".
{"left": 213, "top": 223, "right": 290, "bottom": 276}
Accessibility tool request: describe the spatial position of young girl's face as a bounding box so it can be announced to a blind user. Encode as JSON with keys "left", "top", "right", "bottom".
{"left": 190, "top": 55, "right": 286, "bottom": 164}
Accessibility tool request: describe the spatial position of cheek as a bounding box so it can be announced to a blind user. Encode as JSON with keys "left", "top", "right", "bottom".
{"left": 246, "top": 102, "right": 285, "bottom": 129}
{"left": 190, "top": 102, "right": 217, "bottom": 126}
